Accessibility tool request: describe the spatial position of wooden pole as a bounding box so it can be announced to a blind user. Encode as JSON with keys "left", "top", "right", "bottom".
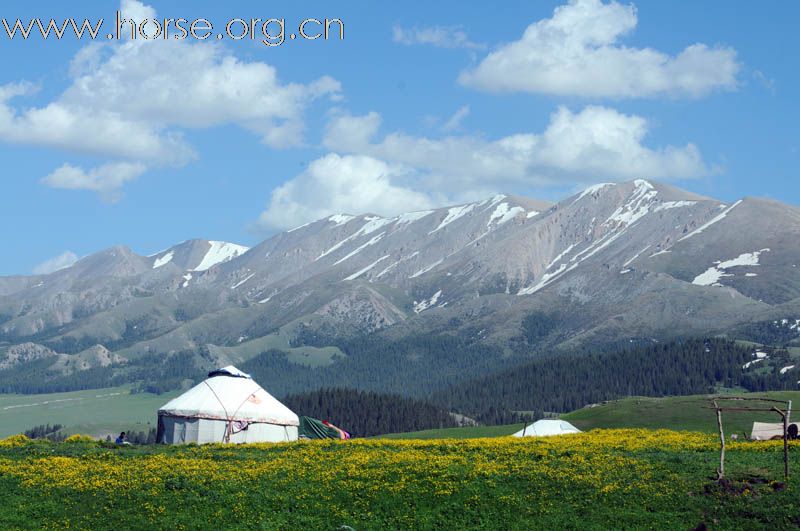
{"left": 783, "top": 411, "right": 789, "bottom": 481}
{"left": 715, "top": 401, "right": 725, "bottom": 481}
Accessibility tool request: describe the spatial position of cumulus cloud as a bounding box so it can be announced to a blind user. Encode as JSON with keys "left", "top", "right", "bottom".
{"left": 260, "top": 104, "right": 714, "bottom": 231}
{"left": 459, "top": 0, "right": 739, "bottom": 98}
{"left": 322, "top": 111, "right": 382, "bottom": 153}
{"left": 392, "top": 25, "right": 485, "bottom": 50}
{"left": 32, "top": 251, "right": 79, "bottom": 275}
{"left": 42, "top": 162, "right": 147, "bottom": 203}
{"left": 0, "top": 0, "right": 340, "bottom": 199}
{"left": 257, "top": 154, "right": 438, "bottom": 230}
{"left": 323, "top": 106, "right": 712, "bottom": 192}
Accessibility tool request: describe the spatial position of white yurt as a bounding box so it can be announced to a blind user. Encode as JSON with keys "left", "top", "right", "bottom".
{"left": 156, "top": 366, "right": 299, "bottom": 444}
{"left": 512, "top": 419, "right": 582, "bottom": 437}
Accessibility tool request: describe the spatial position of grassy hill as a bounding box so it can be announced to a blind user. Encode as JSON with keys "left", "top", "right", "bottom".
{"left": 0, "top": 386, "right": 179, "bottom": 438}
{"left": 1, "top": 430, "right": 797, "bottom": 528}
{"left": 562, "top": 391, "right": 800, "bottom": 435}
{"left": 377, "top": 390, "right": 800, "bottom": 439}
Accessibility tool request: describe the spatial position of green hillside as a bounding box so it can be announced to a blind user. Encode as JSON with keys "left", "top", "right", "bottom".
{"left": 5, "top": 386, "right": 798, "bottom": 442}
{"left": 0, "top": 386, "right": 179, "bottom": 438}
{"left": 562, "top": 391, "right": 800, "bottom": 435}
{"left": 378, "top": 391, "right": 800, "bottom": 440}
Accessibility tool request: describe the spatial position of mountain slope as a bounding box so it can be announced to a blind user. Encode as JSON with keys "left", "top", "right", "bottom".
{"left": 1, "top": 181, "right": 799, "bottom": 394}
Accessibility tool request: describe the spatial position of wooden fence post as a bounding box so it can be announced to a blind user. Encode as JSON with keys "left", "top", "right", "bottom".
{"left": 783, "top": 411, "right": 789, "bottom": 481}
{"left": 715, "top": 400, "right": 725, "bottom": 481}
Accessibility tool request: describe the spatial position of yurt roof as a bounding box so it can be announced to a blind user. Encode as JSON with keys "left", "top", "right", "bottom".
{"left": 512, "top": 419, "right": 581, "bottom": 437}
{"left": 158, "top": 366, "right": 299, "bottom": 426}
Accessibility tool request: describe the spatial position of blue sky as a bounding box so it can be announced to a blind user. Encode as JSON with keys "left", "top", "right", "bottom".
{"left": 0, "top": 0, "right": 797, "bottom": 275}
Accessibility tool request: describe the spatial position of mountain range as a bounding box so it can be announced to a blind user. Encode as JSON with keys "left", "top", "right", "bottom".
{"left": 1, "top": 180, "right": 799, "bottom": 395}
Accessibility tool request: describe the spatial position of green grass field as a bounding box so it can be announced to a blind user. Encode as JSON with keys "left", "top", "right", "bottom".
{"left": 376, "top": 423, "right": 526, "bottom": 439}
{"left": 1, "top": 430, "right": 797, "bottom": 529}
{"left": 0, "top": 386, "right": 179, "bottom": 438}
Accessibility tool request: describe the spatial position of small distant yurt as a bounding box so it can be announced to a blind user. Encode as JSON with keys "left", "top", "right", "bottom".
{"left": 512, "top": 419, "right": 581, "bottom": 437}
{"left": 156, "top": 366, "right": 299, "bottom": 444}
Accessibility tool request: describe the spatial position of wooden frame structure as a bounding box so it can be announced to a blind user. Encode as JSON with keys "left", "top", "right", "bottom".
{"left": 710, "top": 396, "right": 793, "bottom": 481}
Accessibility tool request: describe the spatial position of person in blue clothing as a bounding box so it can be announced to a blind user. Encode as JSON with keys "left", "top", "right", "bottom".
{"left": 115, "top": 432, "right": 129, "bottom": 445}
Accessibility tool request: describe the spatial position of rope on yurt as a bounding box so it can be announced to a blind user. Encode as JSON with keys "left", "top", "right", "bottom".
{"left": 226, "top": 382, "right": 263, "bottom": 443}
{"left": 204, "top": 380, "right": 232, "bottom": 443}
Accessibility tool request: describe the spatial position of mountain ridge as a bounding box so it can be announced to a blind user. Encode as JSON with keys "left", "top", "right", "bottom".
{"left": 1, "top": 180, "right": 799, "bottom": 395}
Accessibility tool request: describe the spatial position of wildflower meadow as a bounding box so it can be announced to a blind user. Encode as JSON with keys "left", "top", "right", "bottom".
{"left": 0, "top": 429, "right": 797, "bottom": 529}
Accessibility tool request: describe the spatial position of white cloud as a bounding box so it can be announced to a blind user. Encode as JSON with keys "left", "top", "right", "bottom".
{"left": 257, "top": 154, "right": 438, "bottom": 230}
{"left": 392, "top": 25, "right": 485, "bottom": 50}
{"left": 323, "top": 106, "right": 712, "bottom": 193}
{"left": 459, "top": 0, "right": 739, "bottom": 98}
{"left": 0, "top": 0, "right": 340, "bottom": 199}
{"left": 322, "top": 111, "right": 382, "bottom": 153}
{"left": 42, "top": 162, "right": 147, "bottom": 203}
{"left": 441, "top": 105, "right": 470, "bottom": 132}
{"left": 33, "top": 251, "right": 78, "bottom": 275}
{"left": 0, "top": 89, "right": 193, "bottom": 165}
{"left": 529, "top": 106, "right": 709, "bottom": 180}
{"left": 260, "top": 104, "right": 714, "bottom": 231}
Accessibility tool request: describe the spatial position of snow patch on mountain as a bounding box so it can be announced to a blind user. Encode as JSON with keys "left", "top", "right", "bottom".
{"left": 546, "top": 243, "right": 577, "bottom": 269}
{"left": 692, "top": 249, "right": 770, "bottom": 286}
{"left": 375, "top": 261, "right": 399, "bottom": 279}
{"left": 152, "top": 251, "right": 174, "bottom": 269}
{"left": 654, "top": 200, "right": 697, "bottom": 212}
{"left": 679, "top": 200, "right": 742, "bottom": 241}
{"left": 409, "top": 259, "right": 443, "bottom": 279}
{"left": 606, "top": 180, "right": 658, "bottom": 226}
{"left": 575, "top": 182, "right": 614, "bottom": 202}
{"left": 395, "top": 210, "right": 433, "bottom": 224}
{"left": 413, "top": 289, "right": 442, "bottom": 313}
{"left": 286, "top": 220, "right": 314, "bottom": 233}
{"left": 358, "top": 216, "right": 393, "bottom": 235}
{"left": 317, "top": 217, "right": 393, "bottom": 261}
{"left": 649, "top": 249, "right": 671, "bottom": 258}
{"left": 430, "top": 204, "right": 477, "bottom": 234}
{"left": 718, "top": 249, "right": 770, "bottom": 269}
{"left": 333, "top": 233, "right": 386, "bottom": 265}
{"left": 623, "top": 245, "right": 651, "bottom": 267}
{"left": 519, "top": 262, "right": 577, "bottom": 295}
{"left": 344, "top": 255, "right": 390, "bottom": 281}
{"left": 328, "top": 214, "right": 355, "bottom": 226}
{"left": 194, "top": 241, "right": 249, "bottom": 271}
{"left": 487, "top": 203, "right": 525, "bottom": 227}
{"left": 692, "top": 268, "right": 730, "bottom": 287}
{"left": 480, "top": 195, "right": 506, "bottom": 208}
{"left": 231, "top": 273, "right": 254, "bottom": 289}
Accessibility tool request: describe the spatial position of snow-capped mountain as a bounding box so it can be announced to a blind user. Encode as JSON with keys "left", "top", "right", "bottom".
{"left": 1, "top": 181, "right": 799, "bottom": 387}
